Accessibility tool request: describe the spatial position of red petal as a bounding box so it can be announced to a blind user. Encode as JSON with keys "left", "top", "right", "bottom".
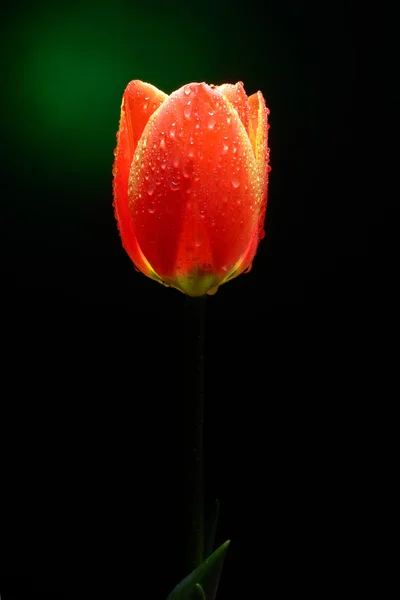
{"left": 112, "top": 80, "right": 167, "bottom": 277}
{"left": 248, "top": 91, "right": 270, "bottom": 242}
{"left": 217, "top": 82, "right": 250, "bottom": 135}
{"left": 129, "top": 82, "right": 262, "bottom": 293}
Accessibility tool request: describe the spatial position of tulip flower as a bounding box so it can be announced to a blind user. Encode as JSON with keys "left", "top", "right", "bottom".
{"left": 113, "top": 80, "right": 270, "bottom": 296}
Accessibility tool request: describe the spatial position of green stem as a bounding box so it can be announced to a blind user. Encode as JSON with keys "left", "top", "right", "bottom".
{"left": 183, "top": 295, "right": 206, "bottom": 573}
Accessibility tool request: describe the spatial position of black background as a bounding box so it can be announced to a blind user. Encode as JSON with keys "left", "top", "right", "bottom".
{"left": 1, "top": 1, "right": 369, "bottom": 598}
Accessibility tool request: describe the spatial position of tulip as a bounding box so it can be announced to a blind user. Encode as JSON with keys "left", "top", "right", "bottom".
{"left": 112, "top": 80, "right": 270, "bottom": 296}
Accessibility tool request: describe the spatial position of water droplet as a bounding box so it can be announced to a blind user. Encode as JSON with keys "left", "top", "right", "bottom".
{"left": 183, "top": 161, "right": 192, "bottom": 178}
{"left": 143, "top": 138, "right": 147, "bottom": 148}
{"left": 184, "top": 102, "right": 192, "bottom": 119}
{"left": 208, "top": 114, "right": 216, "bottom": 130}
{"left": 160, "top": 138, "right": 166, "bottom": 150}
{"left": 222, "top": 264, "right": 233, "bottom": 272}
{"left": 208, "top": 110, "right": 214, "bottom": 116}
{"left": 169, "top": 123, "right": 176, "bottom": 138}
{"left": 173, "top": 155, "right": 180, "bottom": 168}
{"left": 135, "top": 152, "right": 140, "bottom": 161}
{"left": 170, "top": 180, "right": 180, "bottom": 191}
{"left": 184, "top": 85, "right": 191, "bottom": 95}
{"left": 231, "top": 174, "right": 240, "bottom": 188}
{"left": 148, "top": 201, "right": 155, "bottom": 213}
{"left": 147, "top": 185, "right": 155, "bottom": 196}
{"left": 222, "top": 144, "right": 229, "bottom": 155}
{"left": 161, "top": 160, "right": 167, "bottom": 170}
{"left": 227, "top": 117, "right": 231, "bottom": 125}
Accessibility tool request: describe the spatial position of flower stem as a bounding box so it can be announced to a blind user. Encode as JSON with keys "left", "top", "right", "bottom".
{"left": 183, "top": 295, "right": 206, "bottom": 574}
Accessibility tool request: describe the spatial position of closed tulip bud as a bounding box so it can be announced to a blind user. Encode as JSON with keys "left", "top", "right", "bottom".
{"left": 113, "top": 80, "right": 270, "bottom": 296}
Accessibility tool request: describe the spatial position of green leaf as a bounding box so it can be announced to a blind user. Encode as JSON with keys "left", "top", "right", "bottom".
{"left": 195, "top": 583, "right": 206, "bottom": 599}
{"left": 167, "top": 539, "right": 230, "bottom": 600}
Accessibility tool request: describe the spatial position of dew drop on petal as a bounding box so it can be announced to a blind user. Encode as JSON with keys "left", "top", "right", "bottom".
{"left": 222, "top": 263, "right": 234, "bottom": 272}
{"left": 160, "top": 138, "right": 166, "bottom": 150}
{"left": 170, "top": 180, "right": 180, "bottom": 191}
{"left": 231, "top": 174, "right": 240, "bottom": 188}
{"left": 183, "top": 162, "right": 192, "bottom": 178}
{"left": 184, "top": 102, "right": 192, "bottom": 119}
{"left": 148, "top": 202, "right": 155, "bottom": 213}
{"left": 173, "top": 155, "right": 180, "bottom": 168}
{"left": 147, "top": 185, "right": 155, "bottom": 196}
{"left": 184, "top": 85, "right": 191, "bottom": 95}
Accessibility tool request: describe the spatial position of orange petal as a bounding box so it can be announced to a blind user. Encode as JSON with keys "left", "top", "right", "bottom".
{"left": 112, "top": 80, "right": 167, "bottom": 278}
{"left": 217, "top": 82, "right": 249, "bottom": 135}
{"left": 248, "top": 91, "right": 270, "bottom": 241}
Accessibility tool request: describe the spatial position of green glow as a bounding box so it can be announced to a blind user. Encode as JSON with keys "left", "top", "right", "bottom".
{"left": 5, "top": 3, "right": 222, "bottom": 196}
